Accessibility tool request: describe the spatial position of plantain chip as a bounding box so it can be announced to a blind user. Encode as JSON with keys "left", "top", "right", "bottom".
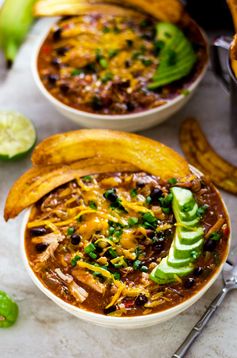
{"left": 31, "top": 129, "right": 190, "bottom": 179}
{"left": 4, "top": 158, "right": 138, "bottom": 221}
{"left": 34, "top": 0, "right": 184, "bottom": 22}
{"left": 180, "top": 118, "right": 237, "bottom": 194}
{"left": 34, "top": 0, "right": 143, "bottom": 17}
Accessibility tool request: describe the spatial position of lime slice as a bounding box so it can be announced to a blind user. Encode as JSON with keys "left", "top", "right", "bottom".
{"left": 0, "top": 111, "right": 36, "bottom": 160}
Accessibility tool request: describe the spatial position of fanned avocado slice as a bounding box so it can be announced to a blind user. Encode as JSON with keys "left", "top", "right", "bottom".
{"left": 150, "top": 187, "right": 204, "bottom": 285}
{"left": 178, "top": 227, "right": 204, "bottom": 245}
{"left": 150, "top": 257, "right": 194, "bottom": 284}
{"left": 167, "top": 244, "right": 191, "bottom": 268}
{"left": 148, "top": 22, "right": 197, "bottom": 89}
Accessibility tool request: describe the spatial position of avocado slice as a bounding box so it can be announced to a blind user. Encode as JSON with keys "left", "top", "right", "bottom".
{"left": 167, "top": 244, "right": 191, "bottom": 268}
{"left": 150, "top": 187, "right": 204, "bottom": 285}
{"left": 149, "top": 23, "right": 197, "bottom": 89}
{"left": 178, "top": 227, "right": 203, "bottom": 245}
{"left": 150, "top": 257, "right": 194, "bottom": 284}
{"left": 174, "top": 233, "right": 203, "bottom": 259}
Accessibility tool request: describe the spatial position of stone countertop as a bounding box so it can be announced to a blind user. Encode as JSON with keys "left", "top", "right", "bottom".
{"left": 0, "top": 18, "right": 237, "bottom": 358}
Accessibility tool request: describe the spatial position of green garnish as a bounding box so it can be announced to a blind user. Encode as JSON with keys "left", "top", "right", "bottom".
{"left": 146, "top": 196, "right": 152, "bottom": 205}
{"left": 109, "top": 248, "right": 117, "bottom": 258}
{"left": 180, "top": 89, "right": 190, "bottom": 96}
{"left": 153, "top": 40, "right": 165, "bottom": 55}
{"left": 102, "top": 26, "right": 110, "bottom": 33}
{"left": 113, "top": 272, "right": 121, "bottom": 280}
{"left": 111, "top": 256, "right": 127, "bottom": 268}
{"left": 67, "top": 227, "right": 75, "bottom": 235}
{"left": 140, "top": 265, "right": 148, "bottom": 273}
{"left": 0, "top": 291, "right": 18, "bottom": 328}
{"left": 84, "top": 243, "right": 96, "bottom": 254}
{"left": 128, "top": 217, "right": 139, "bottom": 227}
{"left": 108, "top": 49, "right": 119, "bottom": 58}
{"left": 197, "top": 204, "right": 209, "bottom": 217}
{"left": 159, "top": 192, "right": 173, "bottom": 207}
{"left": 210, "top": 232, "right": 221, "bottom": 241}
{"left": 162, "top": 207, "right": 170, "bottom": 214}
{"left": 101, "top": 72, "right": 113, "bottom": 83}
{"left": 133, "top": 259, "right": 141, "bottom": 270}
{"left": 71, "top": 255, "right": 81, "bottom": 267}
{"left": 82, "top": 175, "right": 92, "bottom": 182}
{"left": 89, "top": 201, "right": 97, "bottom": 210}
{"left": 142, "top": 58, "right": 152, "bottom": 67}
{"left": 71, "top": 68, "right": 83, "bottom": 76}
{"left": 99, "top": 58, "right": 108, "bottom": 69}
{"left": 168, "top": 178, "right": 177, "bottom": 185}
{"left": 141, "top": 212, "right": 158, "bottom": 229}
{"left": 89, "top": 252, "right": 97, "bottom": 260}
{"left": 130, "top": 188, "right": 137, "bottom": 198}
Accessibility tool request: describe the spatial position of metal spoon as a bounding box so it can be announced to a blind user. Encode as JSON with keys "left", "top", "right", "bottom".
{"left": 172, "top": 249, "right": 237, "bottom": 358}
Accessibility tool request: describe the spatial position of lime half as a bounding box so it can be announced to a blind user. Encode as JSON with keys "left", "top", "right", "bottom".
{"left": 0, "top": 111, "right": 36, "bottom": 160}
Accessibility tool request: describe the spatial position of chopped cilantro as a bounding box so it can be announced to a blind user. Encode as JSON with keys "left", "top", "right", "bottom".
{"left": 82, "top": 175, "right": 92, "bottom": 182}
{"left": 128, "top": 217, "right": 139, "bottom": 227}
{"left": 142, "top": 58, "right": 152, "bottom": 67}
{"left": 101, "top": 72, "right": 113, "bottom": 83}
{"left": 67, "top": 227, "right": 75, "bottom": 235}
{"left": 103, "top": 26, "right": 110, "bottom": 33}
{"left": 71, "top": 68, "right": 83, "bottom": 76}
{"left": 197, "top": 204, "right": 209, "bottom": 217}
{"left": 130, "top": 188, "right": 137, "bottom": 198}
{"left": 162, "top": 207, "right": 170, "bottom": 214}
{"left": 108, "top": 49, "right": 119, "bottom": 58}
{"left": 113, "top": 272, "right": 121, "bottom": 280}
{"left": 142, "top": 212, "right": 158, "bottom": 229}
{"left": 71, "top": 255, "right": 81, "bottom": 267}
{"left": 133, "top": 259, "right": 141, "bottom": 270}
{"left": 168, "top": 178, "right": 177, "bottom": 185}
{"left": 84, "top": 243, "right": 96, "bottom": 254}
{"left": 210, "top": 232, "right": 221, "bottom": 241}
{"left": 146, "top": 196, "right": 152, "bottom": 205}
{"left": 89, "top": 200, "right": 97, "bottom": 210}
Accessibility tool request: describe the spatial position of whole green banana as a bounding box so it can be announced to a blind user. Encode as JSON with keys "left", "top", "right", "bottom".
{"left": 0, "top": 0, "right": 36, "bottom": 68}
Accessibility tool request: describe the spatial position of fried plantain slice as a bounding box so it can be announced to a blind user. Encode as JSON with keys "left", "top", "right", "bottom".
{"left": 34, "top": 0, "right": 184, "bottom": 22}
{"left": 4, "top": 158, "right": 138, "bottom": 221}
{"left": 31, "top": 129, "right": 190, "bottom": 179}
{"left": 33, "top": 0, "right": 144, "bottom": 17}
{"left": 180, "top": 118, "right": 237, "bottom": 194}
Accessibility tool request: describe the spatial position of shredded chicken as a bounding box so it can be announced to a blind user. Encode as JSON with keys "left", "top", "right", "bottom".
{"left": 55, "top": 268, "right": 73, "bottom": 283}
{"left": 33, "top": 233, "right": 64, "bottom": 262}
{"left": 72, "top": 268, "right": 106, "bottom": 294}
{"left": 69, "top": 281, "right": 88, "bottom": 303}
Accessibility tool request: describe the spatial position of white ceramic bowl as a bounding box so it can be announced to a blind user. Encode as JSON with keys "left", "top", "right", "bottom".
{"left": 32, "top": 19, "right": 209, "bottom": 132}
{"left": 20, "top": 177, "right": 230, "bottom": 329}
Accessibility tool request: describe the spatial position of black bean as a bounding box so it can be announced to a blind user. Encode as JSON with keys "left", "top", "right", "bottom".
{"left": 103, "top": 189, "right": 118, "bottom": 203}
{"left": 126, "top": 102, "right": 135, "bottom": 112}
{"left": 184, "top": 277, "right": 195, "bottom": 289}
{"left": 53, "top": 27, "right": 62, "bottom": 41}
{"left": 150, "top": 188, "right": 163, "bottom": 204}
{"left": 35, "top": 243, "right": 48, "bottom": 253}
{"left": 146, "top": 230, "right": 156, "bottom": 239}
{"left": 56, "top": 46, "right": 69, "bottom": 56}
{"left": 193, "top": 267, "right": 203, "bottom": 277}
{"left": 51, "top": 58, "right": 61, "bottom": 67}
{"left": 30, "top": 226, "right": 47, "bottom": 236}
{"left": 60, "top": 83, "right": 69, "bottom": 93}
{"left": 104, "top": 305, "right": 116, "bottom": 315}
{"left": 91, "top": 95, "right": 103, "bottom": 110}
{"left": 124, "top": 60, "right": 131, "bottom": 68}
{"left": 204, "top": 239, "right": 217, "bottom": 252}
{"left": 47, "top": 74, "right": 59, "bottom": 84}
{"left": 71, "top": 234, "right": 81, "bottom": 245}
{"left": 135, "top": 294, "right": 148, "bottom": 306}
{"left": 152, "top": 237, "right": 165, "bottom": 252}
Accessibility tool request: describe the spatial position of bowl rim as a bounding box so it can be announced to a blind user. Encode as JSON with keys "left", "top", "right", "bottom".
{"left": 20, "top": 166, "right": 231, "bottom": 325}
{"left": 32, "top": 17, "right": 209, "bottom": 122}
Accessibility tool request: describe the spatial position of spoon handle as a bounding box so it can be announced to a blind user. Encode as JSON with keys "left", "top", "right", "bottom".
{"left": 172, "top": 286, "right": 230, "bottom": 358}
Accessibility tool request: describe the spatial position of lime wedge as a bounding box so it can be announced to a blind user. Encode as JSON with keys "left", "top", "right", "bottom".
{"left": 0, "top": 111, "right": 36, "bottom": 160}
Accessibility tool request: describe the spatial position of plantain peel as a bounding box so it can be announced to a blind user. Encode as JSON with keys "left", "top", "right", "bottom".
{"left": 180, "top": 118, "right": 237, "bottom": 194}
{"left": 34, "top": 0, "right": 184, "bottom": 22}
{"left": 4, "top": 158, "right": 138, "bottom": 221}
{"left": 31, "top": 129, "right": 190, "bottom": 179}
